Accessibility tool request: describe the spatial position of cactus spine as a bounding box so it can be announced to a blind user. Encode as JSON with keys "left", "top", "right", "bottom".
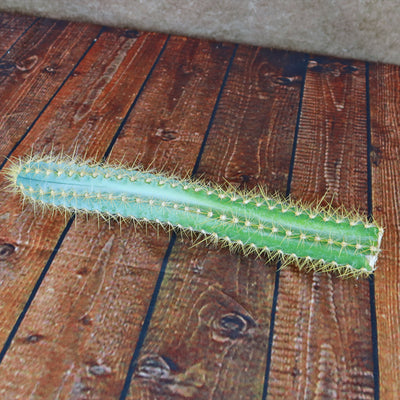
{"left": 6, "top": 154, "right": 383, "bottom": 277}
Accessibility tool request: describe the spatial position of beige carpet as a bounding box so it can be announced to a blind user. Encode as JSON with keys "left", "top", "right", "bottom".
{"left": 1, "top": 0, "right": 399, "bottom": 65}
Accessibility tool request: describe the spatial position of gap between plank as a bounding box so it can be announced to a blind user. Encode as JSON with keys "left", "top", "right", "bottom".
{"left": 118, "top": 43, "right": 239, "bottom": 400}
{"left": 0, "top": 30, "right": 169, "bottom": 365}
{"left": 0, "top": 23, "right": 105, "bottom": 363}
{"left": 262, "top": 53, "right": 309, "bottom": 399}
{"left": 0, "top": 17, "right": 39, "bottom": 59}
{"left": 365, "top": 61, "right": 380, "bottom": 400}
{"left": 101, "top": 35, "right": 171, "bottom": 162}
{"left": 0, "top": 26, "right": 105, "bottom": 171}
{"left": 191, "top": 45, "right": 238, "bottom": 177}
{"left": 0, "top": 217, "right": 74, "bottom": 364}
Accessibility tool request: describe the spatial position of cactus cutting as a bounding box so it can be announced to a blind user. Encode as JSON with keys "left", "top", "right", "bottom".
{"left": 5, "top": 154, "right": 383, "bottom": 278}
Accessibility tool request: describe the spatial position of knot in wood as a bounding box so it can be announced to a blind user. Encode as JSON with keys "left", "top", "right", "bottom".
{"left": 24, "top": 334, "right": 45, "bottom": 343}
{"left": 136, "top": 355, "right": 172, "bottom": 380}
{"left": 214, "top": 312, "right": 254, "bottom": 340}
{"left": 88, "top": 364, "right": 112, "bottom": 376}
{"left": 0, "top": 243, "right": 15, "bottom": 260}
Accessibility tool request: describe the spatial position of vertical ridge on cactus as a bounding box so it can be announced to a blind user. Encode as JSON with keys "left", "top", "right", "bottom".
{"left": 5, "top": 154, "right": 384, "bottom": 278}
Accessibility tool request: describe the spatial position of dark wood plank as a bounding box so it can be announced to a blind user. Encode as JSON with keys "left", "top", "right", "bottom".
{"left": 0, "top": 18, "right": 102, "bottom": 165}
{"left": 0, "top": 28, "right": 167, "bottom": 349}
{"left": 108, "top": 38, "right": 235, "bottom": 175}
{"left": 369, "top": 62, "right": 400, "bottom": 399}
{"left": 0, "top": 13, "right": 36, "bottom": 56}
{"left": 127, "top": 48, "right": 307, "bottom": 399}
{"left": 267, "top": 58, "right": 375, "bottom": 398}
{"left": 0, "top": 36, "right": 235, "bottom": 398}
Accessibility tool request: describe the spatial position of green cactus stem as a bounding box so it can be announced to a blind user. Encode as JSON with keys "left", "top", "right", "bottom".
{"left": 6, "top": 154, "right": 383, "bottom": 277}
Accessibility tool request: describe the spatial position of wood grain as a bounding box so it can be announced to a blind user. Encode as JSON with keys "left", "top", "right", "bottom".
{"left": 126, "top": 47, "right": 307, "bottom": 399}
{"left": 0, "top": 13, "right": 36, "bottom": 56}
{"left": 109, "top": 37, "right": 234, "bottom": 175}
{"left": 0, "top": 18, "right": 102, "bottom": 165}
{"left": 0, "top": 35, "right": 235, "bottom": 398}
{"left": 0, "top": 27, "right": 167, "bottom": 350}
{"left": 267, "top": 57, "right": 375, "bottom": 399}
{"left": 369, "top": 62, "right": 400, "bottom": 399}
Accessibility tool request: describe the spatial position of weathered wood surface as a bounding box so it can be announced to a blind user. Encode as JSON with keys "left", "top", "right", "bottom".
{"left": 0, "top": 13, "right": 36, "bottom": 56}
{"left": 0, "top": 31, "right": 235, "bottom": 398}
{"left": 369, "top": 63, "right": 400, "bottom": 399}
{"left": 0, "top": 18, "right": 102, "bottom": 166}
{"left": 0, "top": 26, "right": 167, "bottom": 347}
{"left": 126, "top": 48, "right": 306, "bottom": 399}
{"left": 0, "top": 12, "right": 399, "bottom": 399}
{"left": 267, "top": 58, "right": 375, "bottom": 399}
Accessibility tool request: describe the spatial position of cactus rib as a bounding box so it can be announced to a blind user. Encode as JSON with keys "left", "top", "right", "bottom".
{"left": 6, "top": 154, "right": 383, "bottom": 277}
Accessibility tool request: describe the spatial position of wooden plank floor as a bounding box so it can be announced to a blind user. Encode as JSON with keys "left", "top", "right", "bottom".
{"left": 0, "top": 12, "right": 399, "bottom": 399}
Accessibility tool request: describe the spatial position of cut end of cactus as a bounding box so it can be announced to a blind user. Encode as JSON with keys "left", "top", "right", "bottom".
{"left": 365, "top": 226, "right": 384, "bottom": 272}
{"left": 366, "top": 254, "right": 378, "bottom": 271}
